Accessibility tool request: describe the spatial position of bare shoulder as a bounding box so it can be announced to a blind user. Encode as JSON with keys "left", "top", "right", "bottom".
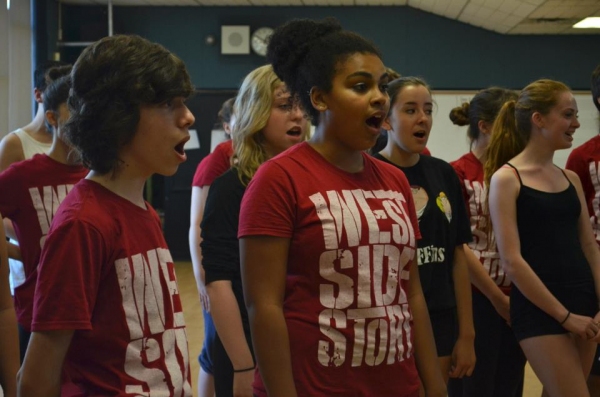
{"left": 563, "top": 168, "right": 581, "bottom": 184}
{"left": 0, "top": 133, "right": 25, "bottom": 171}
{"left": 563, "top": 168, "right": 584, "bottom": 192}
{"left": 491, "top": 166, "right": 519, "bottom": 186}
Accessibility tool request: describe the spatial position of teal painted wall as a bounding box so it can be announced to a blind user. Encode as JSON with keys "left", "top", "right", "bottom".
{"left": 53, "top": 5, "right": 599, "bottom": 91}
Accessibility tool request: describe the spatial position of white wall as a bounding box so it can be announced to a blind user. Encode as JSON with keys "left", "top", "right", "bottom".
{"left": 428, "top": 90, "right": 599, "bottom": 168}
{"left": 0, "top": 0, "right": 32, "bottom": 138}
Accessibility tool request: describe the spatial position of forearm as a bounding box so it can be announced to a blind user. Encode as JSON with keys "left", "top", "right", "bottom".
{"left": 410, "top": 293, "right": 445, "bottom": 395}
{"left": 505, "top": 258, "right": 568, "bottom": 320}
{"left": 453, "top": 249, "right": 475, "bottom": 339}
{"left": 463, "top": 245, "right": 506, "bottom": 305}
{"left": 188, "top": 225, "right": 205, "bottom": 291}
{"left": 7, "top": 243, "right": 21, "bottom": 261}
{"left": 17, "top": 330, "right": 73, "bottom": 397}
{"left": 3, "top": 218, "right": 17, "bottom": 241}
{"left": 17, "top": 371, "right": 61, "bottom": 397}
{"left": 0, "top": 308, "right": 18, "bottom": 397}
{"left": 207, "top": 281, "right": 254, "bottom": 369}
{"left": 189, "top": 186, "right": 209, "bottom": 293}
{"left": 248, "top": 304, "right": 297, "bottom": 397}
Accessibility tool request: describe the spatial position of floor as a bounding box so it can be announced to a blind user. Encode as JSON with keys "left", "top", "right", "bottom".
{"left": 175, "top": 262, "right": 544, "bottom": 397}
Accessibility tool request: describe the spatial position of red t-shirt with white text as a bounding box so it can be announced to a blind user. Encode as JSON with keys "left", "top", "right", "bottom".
{"left": 0, "top": 154, "right": 87, "bottom": 330}
{"left": 566, "top": 134, "right": 600, "bottom": 247}
{"left": 239, "top": 142, "right": 421, "bottom": 397}
{"left": 451, "top": 152, "right": 510, "bottom": 292}
{"left": 33, "top": 179, "right": 192, "bottom": 396}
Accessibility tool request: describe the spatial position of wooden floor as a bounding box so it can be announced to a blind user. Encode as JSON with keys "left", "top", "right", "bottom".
{"left": 175, "top": 262, "right": 543, "bottom": 397}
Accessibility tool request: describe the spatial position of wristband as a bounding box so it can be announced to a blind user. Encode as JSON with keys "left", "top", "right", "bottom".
{"left": 233, "top": 366, "right": 255, "bottom": 373}
{"left": 559, "top": 311, "right": 570, "bottom": 325}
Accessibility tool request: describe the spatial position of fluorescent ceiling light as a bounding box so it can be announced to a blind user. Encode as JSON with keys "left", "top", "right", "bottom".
{"left": 573, "top": 17, "right": 600, "bottom": 28}
{"left": 6, "top": 0, "right": 9, "bottom": 10}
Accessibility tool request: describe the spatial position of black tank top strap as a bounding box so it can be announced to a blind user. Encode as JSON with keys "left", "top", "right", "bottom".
{"left": 505, "top": 162, "right": 523, "bottom": 186}
{"left": 555, "top": 165, "right": 572, "bottom": 186}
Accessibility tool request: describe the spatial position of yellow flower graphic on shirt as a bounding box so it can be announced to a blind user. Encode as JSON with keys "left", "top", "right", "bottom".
{"left": 436, "top": 192, "right": 452, "bottom": 223}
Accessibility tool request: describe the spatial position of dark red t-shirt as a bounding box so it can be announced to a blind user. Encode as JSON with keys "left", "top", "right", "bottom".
{"left": 33, "top": 180, "right": 192, "bottom": 396}
{"left": 239, "top": 142, "right": 421, "bottom": 397}
{"left": 451, "top": 152, "right": 510, "bottom": 293}
{"left": 566, "top": 134, "right": 600, "bottom": 247}
{"left": 0, "top": 154, "right": 87, "bottom": 330}
{"left": 191, "top": 140, "right": 233, "bottom": 187}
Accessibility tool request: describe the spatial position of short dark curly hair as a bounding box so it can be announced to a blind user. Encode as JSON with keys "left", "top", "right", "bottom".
{"left": 592, "top": 63, "right": 600, "bottom": 113}
{"left": 65, "top": 34, "right": 194, "bottom": 175}
{"left": 267, "top": 18, "right": 381, "bottom": 126}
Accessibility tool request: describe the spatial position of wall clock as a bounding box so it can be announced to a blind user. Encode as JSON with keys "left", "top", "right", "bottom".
{"left": 251, "top": 27, "right": 274, "bottom": 57}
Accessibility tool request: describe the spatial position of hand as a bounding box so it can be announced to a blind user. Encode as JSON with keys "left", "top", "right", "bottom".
{"left": 197, "top": 282, "right": 210, "bottom": 312}
{"left": 197, "top": 267, "right": 210, "bottom": 312}
{"left": 491, "top": 294, "right": 510, "bottom": 324}
{"left": 449, "top": 336, "right": 476, "bottom": 378}
{"left": 233, "top": 369, "right": 254, "bottom": 397}
{"left": 561, "top": 312, "right": 599, "bottom": 340}
{"left": 591, "top": 312, "right": 600, "bottom": 342}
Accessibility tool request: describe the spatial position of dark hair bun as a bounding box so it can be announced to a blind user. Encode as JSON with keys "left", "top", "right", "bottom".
{"left": 46, "top": 65, "right": 72, "bottom": 85}
{"left": 267, "top": 18, "right": 341, "bottom": 85}
{"left": 449, "top": 102, "right": 470, "bottom": 126}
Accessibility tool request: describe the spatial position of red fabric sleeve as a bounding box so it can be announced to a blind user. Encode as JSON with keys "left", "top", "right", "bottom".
{"left": 238, "top": 161, "right": 296, "bottom": 239}
{"left": 0, "top": 164, "right": 21, "bottom": 218}
{"left": 192, "top": 141, "right": 233, "bottom": 187}
{"left": 32, "top": 219, "right": 105, "bottom": 331}
{"left": 566, "top": 147, "right": 594, "bottom": 199}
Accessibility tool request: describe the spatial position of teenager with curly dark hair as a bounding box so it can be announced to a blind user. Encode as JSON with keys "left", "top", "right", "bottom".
{"left": 18, "top": 35, "right": 195, "bottom": 396}
{"left": 238, "top": 18, "right": 445, "bottom": 397}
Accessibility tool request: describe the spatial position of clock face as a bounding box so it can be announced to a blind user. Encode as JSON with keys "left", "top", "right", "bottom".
{"left": 251, "top": 27, "right": 274, "bottom": 56}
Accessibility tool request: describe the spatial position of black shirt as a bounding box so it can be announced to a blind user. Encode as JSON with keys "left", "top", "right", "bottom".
{"left": 373, "top": 153, "right": 472, "bottom": 312}
{"left": 201, "top": 168, "right": 249, "bottom": 331}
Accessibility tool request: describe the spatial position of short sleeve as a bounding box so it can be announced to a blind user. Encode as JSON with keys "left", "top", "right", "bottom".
{"left": 450, "top": 160, "right": 470, "bottom": 218}
{"left": 192, "top": 142, "right": 232, "bottom": 188}
{"left": 191, "top": 155, "right": 210, "bottom": 187}
{"left": 32, "top": 218, "right": 106, "bottom": 331}
{"left": 238, "top": 161, "right": 296, "bottom": 239}
{"left": 449, "top": 167, "right": 472, "bottom": 245}
{"left": 0, "top": 165, "right": 22, "bottom": 218}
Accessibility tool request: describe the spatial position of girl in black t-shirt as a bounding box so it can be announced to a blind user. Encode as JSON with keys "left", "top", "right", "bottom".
{"left": 373, "top": 77, "right": 476, "bottom": 390}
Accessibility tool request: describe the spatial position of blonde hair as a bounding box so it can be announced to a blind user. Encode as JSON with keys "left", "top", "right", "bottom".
{"left": 231, "top": 64, "right": 283, "bottom": 185}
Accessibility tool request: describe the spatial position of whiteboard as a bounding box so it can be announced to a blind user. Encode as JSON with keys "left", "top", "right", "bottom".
{"left": 428, "top": 91, "right": 600, "bottom": 168}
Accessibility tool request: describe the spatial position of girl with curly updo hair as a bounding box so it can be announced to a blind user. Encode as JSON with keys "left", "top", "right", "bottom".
{"left": 18, "top": 35, "right": 195, "bottom": 396}
{"left": 487, "top": 79, "right": 600, "bottom": 397}
{"left": 238, "top": 18, "right": 445, "bottom": 397}
{"left": 447, "top": 88, "right": 526, "bottom": 397}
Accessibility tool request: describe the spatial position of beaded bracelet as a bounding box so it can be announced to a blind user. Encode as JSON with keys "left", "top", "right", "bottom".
{"left": 559, "top": 311, "right": 570, "bottom": 325}
{"left": 233, "top": 366, "right": 255, "bottom": 373}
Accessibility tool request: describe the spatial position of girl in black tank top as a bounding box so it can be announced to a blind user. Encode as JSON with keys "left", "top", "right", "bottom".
{"left": 486, "top": 79, "right": 600, "bottom": 397}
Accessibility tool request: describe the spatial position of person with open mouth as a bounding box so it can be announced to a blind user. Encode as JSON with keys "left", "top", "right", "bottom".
{"left": 373, "top": 76, "right": 476, "bottom": 393}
